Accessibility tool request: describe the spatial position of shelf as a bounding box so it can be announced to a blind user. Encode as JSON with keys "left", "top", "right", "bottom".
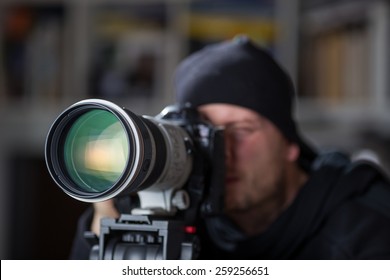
{"left": 298, "top": 0, "right": 390, "bottom": 121}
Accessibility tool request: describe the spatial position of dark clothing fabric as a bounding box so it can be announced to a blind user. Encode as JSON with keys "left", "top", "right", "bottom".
{"left": 69, "top": 151, "right": 390, "bottom": 260}
{"left": 69, "top": 207, "right": 94, "bottom": 260}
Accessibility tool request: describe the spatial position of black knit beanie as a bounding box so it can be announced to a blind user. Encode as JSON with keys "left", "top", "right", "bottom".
{"left": 174, "top": 36, "right": 316, "bottom": 170}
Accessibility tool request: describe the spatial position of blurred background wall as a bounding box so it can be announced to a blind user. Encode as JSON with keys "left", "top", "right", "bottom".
{"left": 1, "top": 0, "right": 389, "bottom": 259}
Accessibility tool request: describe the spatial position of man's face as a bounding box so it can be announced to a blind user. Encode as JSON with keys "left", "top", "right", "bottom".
{"left": 198, "top": 103, "right": 299, "bottom": 215}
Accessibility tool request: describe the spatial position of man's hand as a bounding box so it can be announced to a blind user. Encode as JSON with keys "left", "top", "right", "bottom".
{"left": 91, "top": 200, "right": 120, "bottom": 236}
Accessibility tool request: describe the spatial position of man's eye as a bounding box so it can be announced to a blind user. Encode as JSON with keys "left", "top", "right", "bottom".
{"left": 233, "top": 127, "right": 253, "bottom": 134}
{"left": 227, "top": 126, "right": 256, "bottom": 138}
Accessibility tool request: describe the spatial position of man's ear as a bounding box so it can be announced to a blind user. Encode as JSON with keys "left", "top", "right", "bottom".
{"left": 286, "top": 143, "right": 300, "bottom": 162}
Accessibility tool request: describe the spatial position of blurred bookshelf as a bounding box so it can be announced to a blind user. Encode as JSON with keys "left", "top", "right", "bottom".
{"left": 0, "top": 0, "right": 295, "bottom": 259}
{"left": 299, "top": 0, "right": 388, "bottom": 108}
{"left": 2, "top": 0, "right": 389, "bottom": 260}
{"left": 297, "top": 0, "right": 390, "bottom": 167}
{"left": 0, "top": 3, "right": 66, "bottom": 107}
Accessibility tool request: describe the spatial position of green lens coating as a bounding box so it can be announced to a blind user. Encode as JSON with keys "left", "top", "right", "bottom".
{"left": 64, "top": 109, "right": 129, "bottom": 193}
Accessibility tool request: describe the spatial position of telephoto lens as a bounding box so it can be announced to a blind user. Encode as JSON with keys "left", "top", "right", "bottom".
{"left": 45, "top": 99, "right": 193, "bottom": 212}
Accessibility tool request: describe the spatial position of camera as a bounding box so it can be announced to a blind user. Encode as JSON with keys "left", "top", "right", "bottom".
{"left": 45, "top": 99, "right": 224, "bottom": 259}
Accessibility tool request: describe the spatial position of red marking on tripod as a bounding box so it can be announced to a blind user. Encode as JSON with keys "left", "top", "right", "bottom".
{"left": 184, "top": 226, "right": 197, "bottom": 234}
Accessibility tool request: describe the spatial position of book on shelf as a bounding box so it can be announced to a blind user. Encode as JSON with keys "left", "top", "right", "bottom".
{"left": 0, "top": 5, "right": 65, "bottom": 105}
{"left": 299, "top": 23, "right": 370, "bottom": 106}
{"left": 88, "top": 3, "right": 169, "bottom": 101}
{"left": 187, "top": 0, "right": 278, "bottom": 54}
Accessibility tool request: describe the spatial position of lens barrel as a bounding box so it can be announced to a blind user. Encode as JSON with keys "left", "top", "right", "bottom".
{"left": 45, "top": 99, "right": 192, "bottom": 203}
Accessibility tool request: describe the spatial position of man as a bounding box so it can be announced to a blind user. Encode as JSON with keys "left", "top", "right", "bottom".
{"left": 70, "top": 36, "right": 390, "bottom": 259}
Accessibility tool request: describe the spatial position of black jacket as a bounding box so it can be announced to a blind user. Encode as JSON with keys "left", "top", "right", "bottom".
{"left": 70, "top": 151, "right": 390, "bottom": 259}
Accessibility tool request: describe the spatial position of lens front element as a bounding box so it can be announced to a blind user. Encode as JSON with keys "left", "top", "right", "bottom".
{"left": 46, "top": 99, "right": 193, "bottom": 207}
{"left": 64, "top": 109, "right": 129, "bottom": 193}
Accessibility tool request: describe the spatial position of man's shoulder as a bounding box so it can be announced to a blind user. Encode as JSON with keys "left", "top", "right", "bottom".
{"left": 338, "top": 159, "right": 390, "bottom": 220}
{"left": 355, "top": 177, "right": 390, "bottom": 219}
{"left": 326, "top": 161, "right": 390, "bottom": 239}
{"left": 301, "top": 156, "right": 390, "bottom": 259}
{"left": 318, "top": 177, "right": 390, "bottom": 259}
{"left": 311, "top": 152, "right": 390, "bottom": 216}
